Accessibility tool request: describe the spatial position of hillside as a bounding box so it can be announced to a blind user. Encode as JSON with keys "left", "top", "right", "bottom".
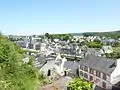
{"left": 71, "top": 30, "right": 120, "bottom": 38}
{"left": 0, "top": 34, "right": 38, "bottom": 90}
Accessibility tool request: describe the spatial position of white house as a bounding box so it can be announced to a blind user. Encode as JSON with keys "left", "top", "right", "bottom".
{"left": 102, "top": 46, "right": 113, "bottom": 54}
{"left": 54, "top": 39, "right": 59, "bottom": 42}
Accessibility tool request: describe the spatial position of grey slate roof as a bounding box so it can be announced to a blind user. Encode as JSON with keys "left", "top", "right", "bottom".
{"left": 64, "top": 61, "right": 79, "bottom": 75}
{"left": 94, "top": 85, "right": 104, "bottom": 90}
{"left": 55, "top": 60, "right": 62, "bottom": 66}
{"left": 79, "top": 55, "right": 117, "bottom": 75}
{"left": 34, "top": 55, "right": 55, "bottom": 69}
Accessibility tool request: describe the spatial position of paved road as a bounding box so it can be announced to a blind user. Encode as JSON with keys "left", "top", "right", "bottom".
{"left": 39, "top": 76, "right": 72, "bottom": 90}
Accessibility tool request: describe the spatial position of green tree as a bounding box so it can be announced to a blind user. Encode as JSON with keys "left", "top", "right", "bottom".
{"left": 112, "top": 42, "right": 120, "bottom": 47}
{"left": 48, "top": 34, "right": 73, "bottom": 41}
{"left": 88, "top": 42, "right": 102, "bottom": 48}
{"left": 68, "top": 78, "right": 92, "bottom": 90}
{"left": 83, "top": 31, "right": 120, "bottom": 39}
{"left": 45, "top": 33, "right": 50, "bottom": 39}
{"left": 0, "top": 34, "right": 39, "bottom": 90}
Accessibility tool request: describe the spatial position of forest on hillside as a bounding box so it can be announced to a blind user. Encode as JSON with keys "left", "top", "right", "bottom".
{"left": 72, "top": 30, "right": 120, "bottom": 39}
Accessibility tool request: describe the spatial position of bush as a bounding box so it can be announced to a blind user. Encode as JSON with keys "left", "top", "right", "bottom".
{"left": 112, "top": 42, "right": 120, "bottom": 47}
{"left": 88, "top": 42, "right": 102, "bottom": 48}
{"left": 68, "top": 78, "right": 92, "bottom": 90}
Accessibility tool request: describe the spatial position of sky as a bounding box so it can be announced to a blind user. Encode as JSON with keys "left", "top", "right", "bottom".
{"left": 0, "top": 0, "right": 120, "bottom": 35}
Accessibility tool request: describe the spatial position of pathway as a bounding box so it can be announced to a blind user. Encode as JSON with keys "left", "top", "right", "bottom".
{"left": 39, "top": 76, "right": 72, "bottom": 90}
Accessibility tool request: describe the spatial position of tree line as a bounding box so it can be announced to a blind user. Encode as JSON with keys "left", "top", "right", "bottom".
{"left": 44, "top": 33, "right": 73, "bottom": 41}
{"left": 83, "top": 31, "right": 120, "bottom": 39}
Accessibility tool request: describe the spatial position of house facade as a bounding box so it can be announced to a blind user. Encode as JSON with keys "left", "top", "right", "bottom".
{"left": 78, "top": 55, "right": 120, "bottom": 90}
{"left": 102, "top": 46, "right": 113, "bottom": 54}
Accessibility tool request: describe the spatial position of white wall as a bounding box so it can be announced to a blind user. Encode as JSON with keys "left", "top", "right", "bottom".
{"left": 110, "top": 59, "right": 120, "bottom": 84}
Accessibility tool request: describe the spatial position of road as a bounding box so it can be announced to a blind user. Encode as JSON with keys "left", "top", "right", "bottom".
{"left": 39, "top": 76, "right": 72, "bottom": 90}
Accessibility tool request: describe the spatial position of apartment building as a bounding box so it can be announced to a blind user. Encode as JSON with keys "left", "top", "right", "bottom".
{"left": 78, "top": 55, "right": 120, "bottom": 90}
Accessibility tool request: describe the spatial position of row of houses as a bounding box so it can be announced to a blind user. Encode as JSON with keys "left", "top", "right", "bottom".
{"left": 38, "top": 52, "right": 120, "bottom": 90}
{"left": 73, "top": 35, "right": 120, "bottom": 45}
{"left": 65, "top": 55, "right": 120, "bottom": 90}
{"left": 15, "top": 35, "right": 120, "bottom": 90}
{"left": 16, "top": 37, "right": 114, "bottom": 60}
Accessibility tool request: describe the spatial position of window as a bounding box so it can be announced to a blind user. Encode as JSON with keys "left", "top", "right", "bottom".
{"left": 47, "top": 69, "right": 51, "bottom": 76}
{"left": 84, "top": 73, "right": 88, "bottom": 79}
{"left": 76, "top": 69, "right": 79, "bottom": 76}
{"left": 84, "top": 66, "right": 88, "bottom": 72}
{"left": 103, "top": 73, "right": 106, "bottom": 80}
{"left": 102, "top": 82, "right": 106, "bottom": 88}
{"left": 89, "top": 68, "right": 94, "bottom": 74}
{"left": 96, "top": 71, "right": 101, "bottom": 77}
{"left": 80, "top": 71, "right": 83, "bottom": 76}
{"left": 80, "top": 65, "right": 84, "bottom": 70}
{"left": 90, "top": 75, "right": 93, "bottom": 81}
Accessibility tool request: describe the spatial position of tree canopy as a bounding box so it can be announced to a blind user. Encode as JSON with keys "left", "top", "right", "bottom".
{"left": 88, "top": 41, "right": 102, "bottom": 48}
{"left": 44, "top": 33, "right": 73, "bottom": 41}
{"left": 68, "top": 78, "right": 92, "bottom": 90}
{"left": 83, "top": 31, "right": 120, "bottom": 39}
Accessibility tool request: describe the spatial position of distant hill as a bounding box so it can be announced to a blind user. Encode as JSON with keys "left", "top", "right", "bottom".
{"left": 71, "top": 33, "right": 83, "bottom": 36}
{"left": 71, "top": 30, "right": 120, "bottom": 38}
